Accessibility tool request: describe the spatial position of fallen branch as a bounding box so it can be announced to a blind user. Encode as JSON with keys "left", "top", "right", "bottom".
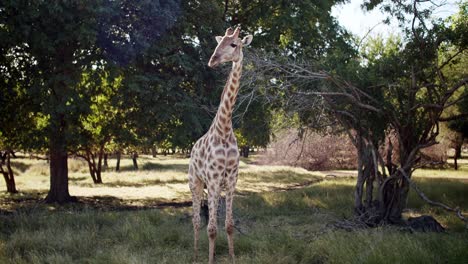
{"left": 398, "top": 168, "right": 467, "bottom": 228}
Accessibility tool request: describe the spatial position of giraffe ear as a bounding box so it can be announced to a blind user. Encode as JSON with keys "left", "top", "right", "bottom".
{"left": 242, "top": 35, "right": 253, "bottom": 46}
{"left": 215, "top": 36, "right": 223, "bottom": 43}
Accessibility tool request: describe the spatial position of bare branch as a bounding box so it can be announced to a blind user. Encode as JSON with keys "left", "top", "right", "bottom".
{"left": 439, "top": 113, "right": 468, "bottom": 122}
{"left": 399, "top": 168, "right": 468, "bottom": 228}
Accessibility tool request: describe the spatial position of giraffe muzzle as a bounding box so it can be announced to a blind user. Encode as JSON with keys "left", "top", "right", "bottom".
{"left": 208, "top": 55, "right": 220, "bottom": 68}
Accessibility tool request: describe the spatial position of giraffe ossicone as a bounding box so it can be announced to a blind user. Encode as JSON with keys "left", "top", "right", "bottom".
{"left": 188, "top": 26, "right": 252, "bottom": 264}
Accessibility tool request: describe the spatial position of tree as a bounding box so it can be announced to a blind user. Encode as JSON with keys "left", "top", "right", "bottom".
{"left": 443, "top": 4, "right": 468, "bottom": 169}
{"left": 0, "top": 0, "right": 180, "bottom": 202}
{"left": 234, "top": 100, "right": 272, "bottom": 157}
{"left": 72, "top": 74, "right": 123, "bottom": 183}
{"left": 448, "top": 87, "right": 468, "bottom": 170}
{"left": 224, "top": 0, "right": 355, "bottom": 154}
{"left": 249, "top": 0, "right": 467, "bottom": 225}
{"left": 0, "top": 24, "right": 40, "bottom": 193}
{"left": 110, "top": 0, "right": 227, "bottom": 158}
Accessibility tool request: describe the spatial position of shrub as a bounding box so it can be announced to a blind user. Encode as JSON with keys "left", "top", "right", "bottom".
{"left": 259, "top": 130, "right": 357, "bottom": 170}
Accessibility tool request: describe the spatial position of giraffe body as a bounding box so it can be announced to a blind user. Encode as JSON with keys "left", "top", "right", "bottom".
{"left": 188, "top": 27, "right": 252, "bottom": 264}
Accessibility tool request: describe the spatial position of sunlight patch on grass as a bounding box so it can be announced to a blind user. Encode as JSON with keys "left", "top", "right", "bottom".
{"left": 69, "top": 184, "right": 191, "bottom": 201}
{"left": 413, "top": 167, "right": 468, "bottom": 179}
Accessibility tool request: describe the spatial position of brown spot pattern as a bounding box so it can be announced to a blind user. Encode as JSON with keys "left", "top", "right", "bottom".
{"left": 227, "top": 148, "right": 237, "bottom": 157}
{"left": 219, "top": 116, "right": 227, "bottom": 124}
{"left": 215, "top": 149, "right": 225, "bottom": 156}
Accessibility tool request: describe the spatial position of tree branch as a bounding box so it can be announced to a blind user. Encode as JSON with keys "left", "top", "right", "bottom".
{"left": 399, "top": 168, "right": 467, "bottom": 228}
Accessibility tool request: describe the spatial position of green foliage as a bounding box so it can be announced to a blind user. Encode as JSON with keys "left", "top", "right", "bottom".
{"left": 445, "top": 4, "right": 468, "bottom": 138}
{"left": 229, "top": 0, "right": 355, "bottom": 145}
{"left": 112, "top": 0, "right": 227, "bottom": 151}
{"left": 0, "top": 0, "right": 182, "bottom": 150}
{"left": 235, "top": 98, "right": 272, "bottom": 148}
{"left": 1, "top": 0, "right": 360, "bottom": 157}
{"left": 233, "top": 0, "right": 350, "bottom": 58}
{"left": 1, "top": 0, "right": 182, "bottom": 199}
{"left": 448, "top": 87, "right": 468, "bottom": 138}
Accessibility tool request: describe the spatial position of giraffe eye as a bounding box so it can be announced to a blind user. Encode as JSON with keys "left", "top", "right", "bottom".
{"left": 230, "top": 43, "right": 237, "bottom": 48}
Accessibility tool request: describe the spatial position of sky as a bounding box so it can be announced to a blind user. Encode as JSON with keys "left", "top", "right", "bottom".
{"left": 331, "top": 0, "right": 461, "bottom": 38}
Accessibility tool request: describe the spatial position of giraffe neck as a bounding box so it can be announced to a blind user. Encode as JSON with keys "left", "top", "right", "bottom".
{"left": 211, "top": 57, "right": 243, "bottom": 140}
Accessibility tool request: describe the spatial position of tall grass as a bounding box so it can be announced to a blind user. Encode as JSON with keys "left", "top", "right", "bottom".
{"left": 0, "top": 155, "right": 467, "bottom": 263}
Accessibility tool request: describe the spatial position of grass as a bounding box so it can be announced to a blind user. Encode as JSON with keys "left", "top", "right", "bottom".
{"left": 0, "top": 154, "right": 467, "bottom": 263}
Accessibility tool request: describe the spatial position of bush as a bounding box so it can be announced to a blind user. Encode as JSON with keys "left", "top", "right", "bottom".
{"left": 261, "top": 129, "right": 450, "bottom": 171}
{"left": 258, "top": 130, "right": 357, "bottom": 170}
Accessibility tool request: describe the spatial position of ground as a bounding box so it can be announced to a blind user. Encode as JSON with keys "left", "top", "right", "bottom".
{"left": 0, "top": 154, "right": 467, "bottom": 263}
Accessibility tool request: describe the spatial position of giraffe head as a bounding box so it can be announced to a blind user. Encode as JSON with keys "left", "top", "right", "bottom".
{"left": 208, "top": 27, "right": 253, "bottom": 68}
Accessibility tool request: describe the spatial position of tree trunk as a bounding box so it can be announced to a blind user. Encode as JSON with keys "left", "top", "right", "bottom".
{"left": 241, "top": 146, "right": 250, "bottom": 158}
{"left": 354, "top": 140, "right": 369, "bottom": 215}
{"left": 86, "top": 152, "right": 97, "bottom": 183}
{"left": 96, "top": 146, "right": 104, "bottom": 183}
{"left": 0, "top": 151, "right": 7, "bottom": 164}
{"left": 132, "top": 152, "right": 138, "bottom": 170}
{"left": 85, "top": 150, "right": 103, "bottom": 184}
{"left": 454, "top": 144, "right": 462, "bottom": 170}
{"left": 45, "top": 120, "right": 73, "bottom": 203}
{"left": 379, "top": 170, "right": 410, "bottom": 224}
{"left": 1, "top": 151, "right": 17, "bottom": 193}
{"left": 115, "top": 151, "right": 121, "bottom": 172}
{"left": 103, "top": 153, "right": 108, "bottom": 171}
{"left": 151, "top": 146, "right": 157, "bottom": 157}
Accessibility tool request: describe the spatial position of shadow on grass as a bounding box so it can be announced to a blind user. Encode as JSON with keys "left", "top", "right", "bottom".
{"left": 0, "top": 191, "right": 192, "bottom": 215}
{"left": 236, "top": 180, "right": 356, "bottom": 220}
{"left": 408, "top": 178, "right": 468, "bottom": 210}
{"left": 10, "top": 161, "right": 32, "bottom": 173}
{"left": 87, "top": 178, "right": 188, "bottom": 188}
{"left": 69, "top": 176, "right": 89, "bottom": 183}
{"left": 2, "top": 177, "right": 467, "bottom": 227}
{"left": 116, "top": 162, "right": 188, "bottom": 172}
{"left": 239, "top": 170, "right": 322, "bottom": 186}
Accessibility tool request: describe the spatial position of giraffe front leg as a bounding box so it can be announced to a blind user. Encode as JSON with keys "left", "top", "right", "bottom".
{"left": 190, "top": 175, "right": 203, "bottom": 263}
{"left": 207, "top": 187, "right": 220, "bottom": 264}
{"left": 225, "top": 165, "right": 238, "bottom": 263}
{"left": 225, "top": 190, "right": 235, "bottom": 263}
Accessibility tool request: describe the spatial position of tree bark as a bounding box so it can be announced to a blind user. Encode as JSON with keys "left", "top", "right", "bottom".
{"left": 103, "top": 153, "right": 108, "bottom": 171}
{"left": 0, "top": 151, "right": 17, "bottom": 193}
{"left": 115, "top": 150, "right": 121, "bottom": 172}
{"left": 84, "top": 149, "right": 103, "bottom": 184}
{"left": 378, "top": 167, "right": 411, "bottom": 224}
{"left": 356, "top": 146, "right": 377, "bottom": 214}
{"left": 45, "top": 119, "right": 73, "bottom": 203}
{"left": 86, "top": 152, "right": 98, "bottom": 183}
{"left": 132, "top": 152, "right": 138, "bottom": 170}
{"left": 0, "top": 151, "right": 7, "bottom": 164}
{"left": 454, "top": 144, "right": 462, "bottom": 170}
{"left": 241, "top": 146, "right": 250, "bottom": 158}
{"left": 96, "top": 146, "right": 103, "bottom": 183}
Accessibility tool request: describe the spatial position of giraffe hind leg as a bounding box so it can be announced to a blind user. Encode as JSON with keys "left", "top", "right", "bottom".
{"left": 189, "top": 174, "right": 203, "bottom": 262}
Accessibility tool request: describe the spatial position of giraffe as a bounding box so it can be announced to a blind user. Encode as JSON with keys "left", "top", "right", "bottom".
{"left": 188, "top": 26, "right": 252, "bottom": 264}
